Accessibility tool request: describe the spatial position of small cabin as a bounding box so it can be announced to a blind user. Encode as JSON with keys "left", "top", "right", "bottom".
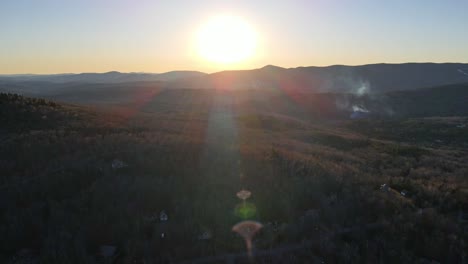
{"left": 111, "top": 159, "right": 128, "bottom": 169}
{"left": 160, "top": 210, "right": 168, "bottom": 222}
{"left": 380, "top": 183, "right": 390, "bottom": 192}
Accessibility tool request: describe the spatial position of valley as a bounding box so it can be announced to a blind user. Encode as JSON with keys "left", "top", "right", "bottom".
{"left": 1, "top": 72, "right": 467, "bottom": 262}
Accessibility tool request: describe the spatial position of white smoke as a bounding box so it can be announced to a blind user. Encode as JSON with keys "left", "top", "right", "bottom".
{"left": 333, "top": 74, "right": 395, "bottom": 117}
{"left": 352, "top": 105, "right": 369, "bottom": 113}
{"left": 334, "top": 78, "right": 372, "bottom": 113}
{"left": 458, "top": 69, "right": 468, "bottom": 77}
{"left": 356, "top": 81, "right": 370, "bottom": 96}
{"left": 351, "top": 80, "right": 371, "bottom": 114}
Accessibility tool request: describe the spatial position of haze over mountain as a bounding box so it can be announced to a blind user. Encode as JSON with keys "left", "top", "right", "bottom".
{"left": 1, "top": 63, "right": 468, "bottom": 120}
{"left": 172, "top": 63, "right": 468, "bottom": 93}
{"left": 2, "top": 63, "right": 468, "bottom": 94}
{"left": 0, "top": 70, "right": 206, "bottom": 83}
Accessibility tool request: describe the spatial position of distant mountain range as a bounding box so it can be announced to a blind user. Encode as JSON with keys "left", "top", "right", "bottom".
{"left": 170, "top": 63, "right": 468, "bottom": 93}
{"left": 2, "top": 63, "right": 468, "bottom": 94}
{"left": 0, "top": 63, "right": 468, "bottom": 93}
{"left": 0, "top": 70, "right": 206, "bottom": 83}
{"left": 1, "top": 63, "right": 468, "bottom": 119}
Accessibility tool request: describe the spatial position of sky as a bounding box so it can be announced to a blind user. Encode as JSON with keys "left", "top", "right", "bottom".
{"left": 1, "top": 0, "right": 468, "bottom": 74}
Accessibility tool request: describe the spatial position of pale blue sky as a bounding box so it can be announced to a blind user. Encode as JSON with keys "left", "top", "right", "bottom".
{"left": 1, "top": 0, "right": 467, "bottom": 73}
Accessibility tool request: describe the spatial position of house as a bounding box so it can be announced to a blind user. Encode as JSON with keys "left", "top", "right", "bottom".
{"left": 160, "top": 210, "right": 168, "bottom": 222}
{"left": 111, "top": 159, "right": 127, "bottom": 169}
{"left": 380, "top": 184, "right": 390, "bottom": 192}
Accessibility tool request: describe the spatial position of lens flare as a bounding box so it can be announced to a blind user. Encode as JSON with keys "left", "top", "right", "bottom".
{"left": 235, "top": 202, "right": 257, "bottom": 219}
{"left": 236, "top": 189, "right": 252, "bottom": 200}
{"left": 232, "top": 221, "right": 263, "bottom": 258}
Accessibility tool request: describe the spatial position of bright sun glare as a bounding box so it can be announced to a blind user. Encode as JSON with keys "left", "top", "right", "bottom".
{"left": 196, "top": 15, "right": 257, "bottom": 65}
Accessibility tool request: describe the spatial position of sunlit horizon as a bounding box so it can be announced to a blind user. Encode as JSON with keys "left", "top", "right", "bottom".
{"left": 3, "top": 60, "right": 468, "bottom": 76}
{"left": 1, "top": 0, "right": 468, "bottom": 74}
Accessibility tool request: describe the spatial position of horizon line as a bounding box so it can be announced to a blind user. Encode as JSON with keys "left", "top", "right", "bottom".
{"left": 2, "top": 61, "right": 468, "bottom": 76}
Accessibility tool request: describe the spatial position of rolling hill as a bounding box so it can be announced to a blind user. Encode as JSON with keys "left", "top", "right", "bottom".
{"left": 0, "top": 70, "right": 206, "bottom": 84}
{"left": 2, "top": 63, "right": 468, "bottom": 95}
{"left": 2, "top": 63, "right": 468, "bottom": 122}
{"left": 170, "top": 63, "right": 468, "bottom": 92}
{"left": 0, "top": 91, "right": 466, "bottom": 263}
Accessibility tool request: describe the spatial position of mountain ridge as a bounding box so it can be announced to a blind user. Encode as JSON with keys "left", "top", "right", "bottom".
{"left": 169, "top": 62, "right": 468, "bottom": 92}
{"left": 0, "top": 70, "right": 207, "bottom": 83}
{"left": 2, "top": 63, "right": 468, "bottom": 94}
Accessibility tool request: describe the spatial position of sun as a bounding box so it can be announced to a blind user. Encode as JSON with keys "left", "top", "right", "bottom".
{"left": 196, "top": 15, "right": 257, "bottom": 65}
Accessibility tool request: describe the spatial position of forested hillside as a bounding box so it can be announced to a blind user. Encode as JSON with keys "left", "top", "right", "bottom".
{"left": 0, "top": 92, "right": 467, "bottom": 263}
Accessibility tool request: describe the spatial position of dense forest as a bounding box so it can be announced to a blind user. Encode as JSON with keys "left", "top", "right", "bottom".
{"left": 0, "top": 92, "right": 467, "bottom": 263}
